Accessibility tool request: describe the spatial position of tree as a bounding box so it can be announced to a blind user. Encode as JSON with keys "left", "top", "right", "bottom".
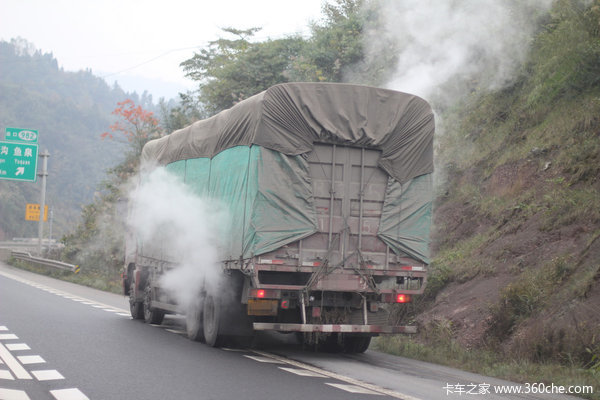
{"left": 101, "top": 99, "right": 163, "bottom": 157}
{"left": 288, "top": 0, "right": 397, "bottom": 85}
{"left": 181, "top": 27, "right": 306, "bottom": 114}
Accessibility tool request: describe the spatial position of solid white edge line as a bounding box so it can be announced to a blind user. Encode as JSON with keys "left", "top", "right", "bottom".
{"left": 278, "top": 367, "right": 327, "bottom": 378}
{"left": 251, "top": 350, "right": 422, "bottom": 400}
{"left": 0, "top": 270, "right": 129, "bottom": 314}
{"left": 326, "top": 382, "right": 384, "bottom": 395}
{"left": 243, "top": 355, "right": 284, "bottom": 364}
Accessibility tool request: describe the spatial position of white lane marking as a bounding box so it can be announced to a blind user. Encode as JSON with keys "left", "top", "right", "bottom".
{"left": 326, "top": 383, "right": 384, "bottom": 395}
{"left": 243, "top": 355, "right": 284, "bottom": 364}
{"left": 0, "top": 388, "right": 30, "bottom": 400}
{"left": 0, "top": 327, "right": 7, "bottom": 332}
{"left": 5, "top": 344, "right": 29, "bottom": 352}
{"left": 0, "top": 369, "right": 14, "bottom": 380}
{"left": 16, "top": 356, "right": 45, "bottom": 365}
{"left": 251, "top": 350, "right": 422, "bottom": 400}
{"left": 279, "top": 367, "right": 326, "bottom": 378}
{"left": 0, "top": 335, "right": 18, "bottom": 341}
{"left": 0, "top": 343, "right": 31, "bottom": 379}
{"left": 31, "top": 370, "right": 64, "bottom": 381}
{"left": 50, "top": 388, "right": 90, "bottom": 400}
{"left": 116, "top": 313, "right": 131, "bottom": 317}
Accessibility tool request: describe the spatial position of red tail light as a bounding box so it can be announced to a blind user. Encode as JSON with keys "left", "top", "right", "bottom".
{"left": 396, "top": 294, "right": 411, "bottom": 303}
{"left": 249, "top": 288, "right": 281, "bottom": 299}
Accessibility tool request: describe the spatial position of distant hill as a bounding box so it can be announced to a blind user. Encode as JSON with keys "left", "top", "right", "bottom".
{"left": 0, "top": 38, "right": 154, "bottom": 240}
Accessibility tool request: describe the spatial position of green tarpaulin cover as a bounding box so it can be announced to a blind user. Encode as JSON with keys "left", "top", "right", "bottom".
{"left": 142, "top": 83, "right": 434, "bottom": 264}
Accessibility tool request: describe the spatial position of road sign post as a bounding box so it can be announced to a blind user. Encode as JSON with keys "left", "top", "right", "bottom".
{"left": 37, "top": 150, "right": 49, "bottom": 255}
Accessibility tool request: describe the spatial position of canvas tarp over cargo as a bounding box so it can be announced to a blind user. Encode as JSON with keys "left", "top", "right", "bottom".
{"left": 142, "top": 83, "right": 434, "bottom": 264}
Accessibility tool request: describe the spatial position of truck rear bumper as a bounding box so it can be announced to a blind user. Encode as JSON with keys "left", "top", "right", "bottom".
{"left": 253, "top": 322, "right": 416, "bottom": 334}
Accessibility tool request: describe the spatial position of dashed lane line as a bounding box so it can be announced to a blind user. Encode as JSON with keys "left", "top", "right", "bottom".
{"left": 30, "top": 370, "right": 65, "bottom": 381}
{"left": 0, "top": 343, "right": 31, "bottom": 380}
{"left": 5, "top": 345, "right": 29, "bottom": 352}
{"left": 0, "top": 388, "right": 30, "bottom": 400}
{"left": 1, "top": 326, "right": 90, "bottom": 398}
{"left": 50, "top": 388, "right": 90, "bottom": 400}
{"left": 16, "top": 356, "right": 44, "bottom": 365}
{"left": 0, "top": 370, "right": 13, "bottom": 380}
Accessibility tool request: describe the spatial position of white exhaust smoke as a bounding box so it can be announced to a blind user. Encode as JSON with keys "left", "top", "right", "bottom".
{"left": 128, "top": 166, "right": 229, "bottom": 311}
{"left": 372, "top": 0, "right": 554, "bottom": 103}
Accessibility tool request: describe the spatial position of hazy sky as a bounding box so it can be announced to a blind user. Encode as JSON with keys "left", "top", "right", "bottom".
{"left": 0, "top": 0, "right": 325, "bottom": 100}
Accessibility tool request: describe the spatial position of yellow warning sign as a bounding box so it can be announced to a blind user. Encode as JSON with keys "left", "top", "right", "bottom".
{"left": 25, "top": 204, "right": 48, "bottom": 221}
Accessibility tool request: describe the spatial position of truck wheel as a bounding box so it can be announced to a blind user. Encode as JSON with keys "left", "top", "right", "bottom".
{"left": 186, "top": 297, "right": 205, "bottom": 342}
{"left": 342, "top": 335, "right": 371, "bottom": 353}
{"left": 129, "top": 282, "right": 144, "bottom": 320}
{"left": 143, "top": 283, "right": 165, "bottom": 325}
{"left": 203, "top": 293, "right": 224, "bottom": 347}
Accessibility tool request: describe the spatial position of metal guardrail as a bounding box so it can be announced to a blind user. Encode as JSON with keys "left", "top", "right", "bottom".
{"left": 11, "top": 250, "right": 79, "bottom": 273}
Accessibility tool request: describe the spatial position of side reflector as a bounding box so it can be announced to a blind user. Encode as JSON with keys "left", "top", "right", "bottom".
{"left": 396, "top": 294, "right": 411, "bottom": 303}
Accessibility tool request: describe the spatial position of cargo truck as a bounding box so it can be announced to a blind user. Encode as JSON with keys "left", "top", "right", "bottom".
{"left": 123, "top": 82, "right": 434, "bottom": 352}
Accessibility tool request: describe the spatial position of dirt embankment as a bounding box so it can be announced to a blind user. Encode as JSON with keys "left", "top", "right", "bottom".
{"left": 421, "top": 153, "right": 600, "bottom": 362}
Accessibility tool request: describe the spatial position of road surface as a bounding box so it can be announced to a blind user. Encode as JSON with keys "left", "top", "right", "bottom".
{"left": 0, "top": 262, "right": 584, "bottom": 400}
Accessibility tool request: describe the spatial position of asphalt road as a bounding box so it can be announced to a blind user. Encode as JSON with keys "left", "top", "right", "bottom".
{"left": 0, "top": 262, "right": 584, "bottom": 400}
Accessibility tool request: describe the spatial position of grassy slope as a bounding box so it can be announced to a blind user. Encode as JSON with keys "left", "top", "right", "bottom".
{"left": 378, "top": 1, "right": 600, "bottom": 396}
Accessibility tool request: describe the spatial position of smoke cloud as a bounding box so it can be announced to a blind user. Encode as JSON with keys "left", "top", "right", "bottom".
{"left": 371, "top": 0, "right": 554, "bottom": 104}
{"left": 128, "top": 166, "right": 229, "bottom": 311}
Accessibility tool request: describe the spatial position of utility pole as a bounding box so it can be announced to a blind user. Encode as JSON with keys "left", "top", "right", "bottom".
{"left": 37, "top": 149, "right": 49, "bottom": 255}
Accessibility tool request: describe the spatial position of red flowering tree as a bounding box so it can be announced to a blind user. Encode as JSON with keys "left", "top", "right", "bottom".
{"left": 101, "top": 99, "right": 163, "bottom": 156}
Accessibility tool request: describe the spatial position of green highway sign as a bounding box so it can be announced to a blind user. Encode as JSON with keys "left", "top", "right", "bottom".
{"left": 5, "top": 127, "right": 39, "bottom": 143}
{"left": 0, "top": 140, "right": 39, "bottom": 182}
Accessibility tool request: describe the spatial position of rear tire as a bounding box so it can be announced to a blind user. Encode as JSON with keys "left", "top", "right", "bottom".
{"left": 129, "top": 282, "right": 144, "bottom": 320}
{"left": 186, "top": 297, "right": 205, "bottom": 342}
{"left": 143, "top": 283, "right": 165, "bottom": 325}
{"left": 203, "top": 293, "right": 224, "bottom": 347}
{"left": 342, "top": 335, "right": 371, "bottom": 353}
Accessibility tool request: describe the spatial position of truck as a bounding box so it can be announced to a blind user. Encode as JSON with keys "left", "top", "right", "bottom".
{"left": 123, "top": 82, "right": 434, "bottom": 353}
